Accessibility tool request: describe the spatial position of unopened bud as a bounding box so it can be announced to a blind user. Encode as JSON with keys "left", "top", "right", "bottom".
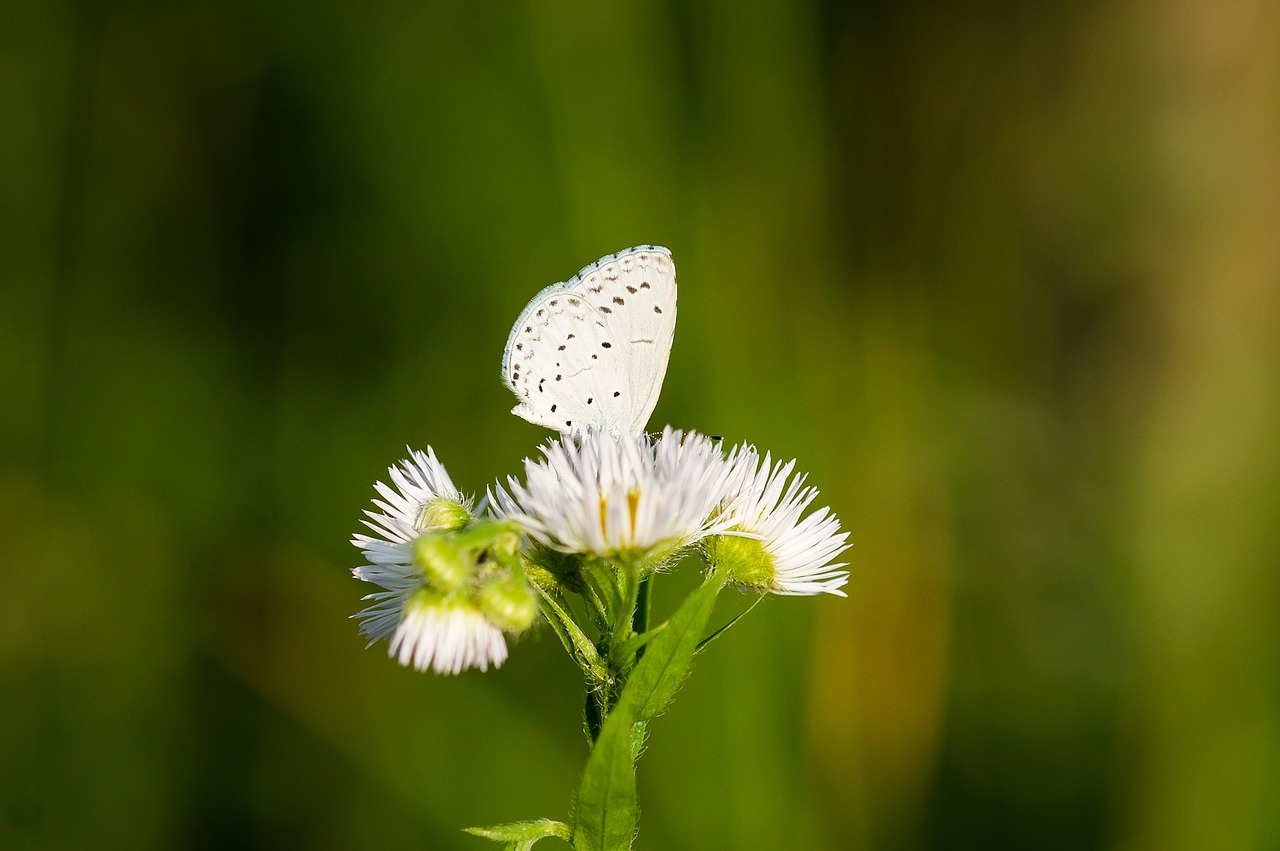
{"left": 418, "top": 497, "right": 472, "bottom": 532}
{"left": 476, "top": 576, "right": 539, "bottom": 634}
{"left": 703, "top": 534, "right": 775, "bottom": 591}
{"left": 414, "top": 533, "right": 469, "bottom": 591}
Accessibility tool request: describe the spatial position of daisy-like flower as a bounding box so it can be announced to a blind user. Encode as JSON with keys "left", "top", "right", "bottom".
{"left": 352, "top": 446, "right": 469, "bottom": 576}
{"left": 387, "top": 594, "right": 509, "bottom": 674}
{"left": 490, "top": 427, "right": 746, "bottom": 563}
{"left": 706, "top": 449, "right": 850, "bottom": 596}
{"left": 352, "top": 447, "right": 529, "bottom": 675}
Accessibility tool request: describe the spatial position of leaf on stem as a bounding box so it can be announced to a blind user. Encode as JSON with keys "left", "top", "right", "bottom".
{"left": 611, "top": 622, "right": 668, "bottom": 667}
{"left": 534, "top": 585, "right": 609, "bottom": 685}
{"left": 466, "top": 819, "right": 571, "bottom": 850}
{"left": 571, "top": 566, "right": 728, "bottom": 850}
{"left": 623, "top": 565, "right": 727, "bottom": 723}
{"left": 696, "top": 592, "right": 766, "bottom": 653}
{"left": 572, "top": 699, "right": 639, "bottom": 851}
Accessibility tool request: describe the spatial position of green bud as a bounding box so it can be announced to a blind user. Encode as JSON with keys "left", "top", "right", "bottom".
{"left": 704, "top": 534, "right": 775, "bottom": 591}
{"left": 414, "top": 533, "right": 470, "bottom": 591}
{"left": 405, "top": 586, "right": 446, "bottom": 612}
{"left": 418, "top": 497, "right": 472, "bottom": 532}
{"left": 490, "top": 528, "right": 521, "bottom": 562}
{"left": 522, "top": 564, "right": 559, "bottom": 593}
{"left": 476, "top": 575, "right": 539, "bottom": 634}
{"left": 451, "top": 520, "right": 521, "bottom": 559}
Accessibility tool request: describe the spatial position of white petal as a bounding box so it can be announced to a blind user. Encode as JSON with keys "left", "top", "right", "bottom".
{"left": 490, "top": 428, "right": 741, "bottom": 559}
{"left": 720, "top": 449, "right": 851, "bottom": 597}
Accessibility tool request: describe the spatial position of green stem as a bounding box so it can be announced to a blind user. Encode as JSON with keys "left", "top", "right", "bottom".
{"left": 585, "top": 688, "right": 603, "bottom": 744}
{"left": 632, "top": 573, "right": 652, "bottom": 661}
{"left": 587, "top": 563, "right": 649, "bottom": 744}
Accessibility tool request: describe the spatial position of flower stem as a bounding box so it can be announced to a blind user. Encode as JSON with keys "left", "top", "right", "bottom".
{"left": 632, "top": 574, "right": 653, "bottom": 661}
{"left": 585, "top": 687, "right": 603, "bottom": 744}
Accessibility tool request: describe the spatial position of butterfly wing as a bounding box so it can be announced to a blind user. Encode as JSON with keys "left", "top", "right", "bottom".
{"left": 502, "top": 245, "right": 677, "bottom": 436}
{"left": 502, "top": 280, "right": 634, "bottom": 434}
{"left": 566, "top": 246, "right": 676, "bottom": 435}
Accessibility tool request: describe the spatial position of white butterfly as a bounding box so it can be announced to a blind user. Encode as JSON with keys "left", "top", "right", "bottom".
{"left": 502, "top": 245, "right": 677, "bottom": 436}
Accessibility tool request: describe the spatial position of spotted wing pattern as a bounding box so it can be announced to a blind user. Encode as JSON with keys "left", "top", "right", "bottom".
{"left": 502, "top": 245, "right": 677, "bottom": 435}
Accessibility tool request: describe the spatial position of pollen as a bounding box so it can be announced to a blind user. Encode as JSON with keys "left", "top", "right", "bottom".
{"left": 598, "top": 488, "right": 644, "bottom": 544}
{"left": 627, "top": 488, "right": 641, "bottom": 539}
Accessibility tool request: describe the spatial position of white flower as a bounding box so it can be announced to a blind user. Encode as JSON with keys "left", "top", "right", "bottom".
{"left": 351, "top": 447, "right": 510, "bottom": 674}
{"left": 490, "top": 427, "right": 744, "bottom": 562}
{"left": 390, "top": 595, "right": 508, "bottom": 674}
{"left": 352, "top": 447, "right": 465, "bottom": 605}
{"left": 352, "top": 446, "right": 467, "bottom": 566}
{"left": 710, "top": 449, "right": 850, "bottom": 596}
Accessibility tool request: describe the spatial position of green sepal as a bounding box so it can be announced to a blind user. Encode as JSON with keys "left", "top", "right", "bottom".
{"left": 609, "top": 562, "right": 641, "bottom": 650}
{"left": 579, "top": 559, "right": 624, "bottom": 631}
{"left": 451, "top": 518, "right": 522, "bottom": 554}
{"left": 527, "top": 545, "right": 585, "bottom": 582}
{"left": 465, "top": 818, "right": 571, "bottom": 850}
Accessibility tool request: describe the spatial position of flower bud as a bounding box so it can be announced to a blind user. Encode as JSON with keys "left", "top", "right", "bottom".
{"left": 703, "top": 533, "right": 774, "bottom": 591}
{"left": 476, "top": 575, "right": 539, "bottom": 634}
{"left": 414, "top": 533, "right": 470, "bottom": 591}
{"left": 418, "top": 497, "right": 472, "bottom": 532}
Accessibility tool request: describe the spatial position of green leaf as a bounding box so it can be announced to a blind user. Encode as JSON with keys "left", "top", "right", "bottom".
{"left": 571, "top": 566, "right": 728, "bottom": 850}
{"left": 466, "top": 819, "right": 571, "bottom": 850}
{"left": 611, "top": 621, "right": 668, "bottom": 667}
{"left": 572, "top": 699, "right": 639, "bottom": 851}
{"left": 696, "top": 592, "right": 766, "bottom": 652}
{"left": 624, "top": 565, "right": 727, "bottom": 722}
{"left": 534, "top": 585, "right": 609, "bottom": 685}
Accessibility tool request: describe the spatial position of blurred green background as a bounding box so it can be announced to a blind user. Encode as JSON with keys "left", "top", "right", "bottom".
{"left": 4, "top": 0, "right": 1279, "bottom": 848}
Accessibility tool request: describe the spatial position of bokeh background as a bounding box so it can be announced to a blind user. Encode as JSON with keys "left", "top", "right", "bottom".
{"left": 4, "top": 1, "right": 1279, "bottom": 848}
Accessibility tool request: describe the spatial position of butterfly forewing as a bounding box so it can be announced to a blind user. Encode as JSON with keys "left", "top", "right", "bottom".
{"left": 502, "top": 245, "right": 677, "bottom": 436}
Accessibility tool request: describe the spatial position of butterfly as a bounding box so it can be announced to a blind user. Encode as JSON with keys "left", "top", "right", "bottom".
{"left": 502, "top": 245, "right": 677, "bottom": 436}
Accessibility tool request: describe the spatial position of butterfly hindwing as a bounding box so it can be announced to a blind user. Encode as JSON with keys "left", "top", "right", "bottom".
{"left": 569, "top": 247, "right": 676, "bottom": 434}
{"left": 503, "top": 281, "right": 632, "bottom": 434}
{"left": 502, "top": 245, "right": 677, "bottom": 436}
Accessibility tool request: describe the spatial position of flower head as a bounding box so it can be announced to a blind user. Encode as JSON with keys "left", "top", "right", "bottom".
{"left": 490, "top": 427, "right": 743, "bottom": 563}
{"left": 706, "top": 449, "right": 850, "bottom": 596}
{"left": 386, "top": 593, "right": 509, "bottom": 674}
{"left": 352, "top": 447, "right": 535, "bottom": 674}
